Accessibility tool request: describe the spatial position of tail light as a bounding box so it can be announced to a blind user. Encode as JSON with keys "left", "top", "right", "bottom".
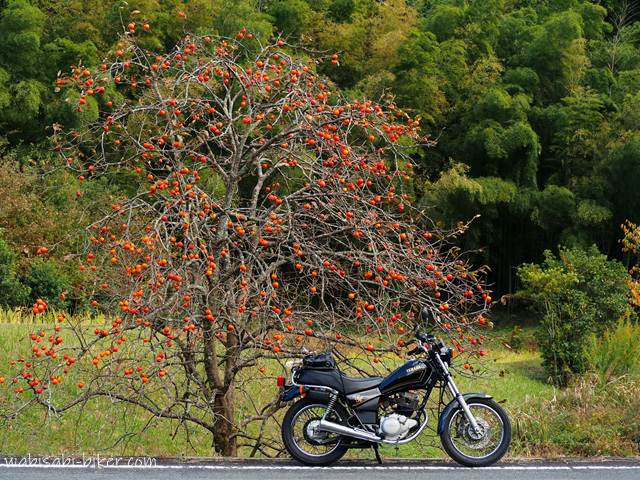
{"left": 276, "top": 375, "right": 285, "bottom": 388}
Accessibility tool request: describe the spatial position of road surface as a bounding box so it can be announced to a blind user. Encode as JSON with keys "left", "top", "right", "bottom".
{"left": 1, "top": 458, "right": 639, "bottom": 480}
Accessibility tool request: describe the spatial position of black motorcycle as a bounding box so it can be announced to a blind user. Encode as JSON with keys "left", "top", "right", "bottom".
{"left": 278, "top": 308, "right": 511, "bottom": 466}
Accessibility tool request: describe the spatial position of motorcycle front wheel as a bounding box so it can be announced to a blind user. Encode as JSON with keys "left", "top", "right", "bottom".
{"left": 439, "top": 397, "right": 511, "bottom": 467}
{"left": 281, "top": 397, "right": 349, "bottom": 466}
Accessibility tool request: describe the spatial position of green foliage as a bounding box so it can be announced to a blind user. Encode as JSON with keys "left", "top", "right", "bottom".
{"left": 22, "top": 260, "right": 69, "bottom": 309}
{"left": 508, "top": 325, "right": 524, "bottom": 352}
{"left": 585, "top": 317, "right": 640, "bottom": 383}
{"left": 0, "top": 0, "right": 45, "bottom": 77}
{"left": 527, "top": 11, "right": 587, "bottom": 98}
{"left": 392, "top": 30, "right": 448, "bottom": 125}
{"left": 532, "top": 185, "right": 576, "bottom": 232}
{"left": 328, "top": 0, "right": 355, "bottom": 23}
{"left": 605, "top": 135, "right": 640, "bottom": 224}
{"left": 576, "top": 2, "right": 608, "bottom": 41}
{"left": 0, "top": 1, "right": 47, "bottom": 137}
{"left": 425, "top": 166, "right": 522, "bottom": 219}
{"left": 317, "top": 0, "right": 416, "bottom": 88}
{"left": 0, "top": 0, "right": 639, "bottom": 306}
{"left": 213, "top": 0, "right": 273, "bottom": 41}
{"left": 464, "top": 120, "right": 540, "bottom": 188}
{"left": 422, "top": 4, "right": 464, "bottom": 41}
{"left": 0, "top": 157, "right": 116, "bottom": 310}
{"left": 576, "top": 199, "right": 612, "bottom": 227}
{"left": 518, "top": 245, "right": 633, "bottom": 385}
{"left": 42, "top": 38, "right": 99, "bottom": 79}
{"left": 268, "top": 0, "right": 311, "bottom": 40}
{"left": 0, "top": 79, "right": 44, "bottom": 126}
{"left": 0, "top": 238, "right": 30, "bottom": 307}
{"left": 54, "top": 88, "right": 99, "bottom": 128}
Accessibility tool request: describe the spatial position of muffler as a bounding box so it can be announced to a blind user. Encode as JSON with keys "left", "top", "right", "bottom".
{"left": 317, "top": 419, "right": 382, "bottom": 443}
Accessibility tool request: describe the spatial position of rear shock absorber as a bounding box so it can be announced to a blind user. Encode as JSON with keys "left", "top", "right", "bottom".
{"left": 322, "top": 392, "right": 338, "bottom": 420}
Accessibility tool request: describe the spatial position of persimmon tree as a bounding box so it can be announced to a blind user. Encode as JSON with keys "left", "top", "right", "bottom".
{"left": 5, "top": 29, "right": 492, "bottom": 456}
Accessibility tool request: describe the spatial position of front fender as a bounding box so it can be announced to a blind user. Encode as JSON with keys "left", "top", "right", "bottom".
{"left": 437, "top": 392, "right": 492, "bottom": 434}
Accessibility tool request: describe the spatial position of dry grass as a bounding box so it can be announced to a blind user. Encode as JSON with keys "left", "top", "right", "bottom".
{"left": 0, "top": 307, "right": 107, "bottom": 325}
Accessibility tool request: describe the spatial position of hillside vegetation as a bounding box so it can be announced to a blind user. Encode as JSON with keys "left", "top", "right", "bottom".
{"left": 1, "top": 0, "right": 640, "bottom": 300}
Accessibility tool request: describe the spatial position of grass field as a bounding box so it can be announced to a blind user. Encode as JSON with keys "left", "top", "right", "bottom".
{"left": 0, "top": 311, "right": 638, "bottom": 459}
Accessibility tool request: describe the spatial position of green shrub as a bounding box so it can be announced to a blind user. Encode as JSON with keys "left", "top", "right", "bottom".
{"left": 517, "top": 245, "right": 633, "bottom": 386}
{"left": 585, "top": 317, "right": 640, "bottom": 383}
{"left": 508, "top": 325, "right": 524, "bottom": 351}
{"left": 21, "top": 260, "right": 69, "bottom": 310}
{"left": 328, "top": 0, "right": 355, "bottom": 22}
{"left": 268, "top": 0, "right": 311, "bottom": 40}
{"left": 0, "top": 238, "right": 30, "bottom": 306}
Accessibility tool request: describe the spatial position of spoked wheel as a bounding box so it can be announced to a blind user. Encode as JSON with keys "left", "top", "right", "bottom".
{"left": 281, "top": 398, "right": 348, "bottom": 466}
{"left": 440, "top": 398, "right": 511, "bottom": 467}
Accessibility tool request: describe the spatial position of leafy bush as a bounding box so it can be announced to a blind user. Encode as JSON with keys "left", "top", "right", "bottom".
{"left": 585, "top": 317, "right": 640, "bottom": 384}
{"left": 518, "top": 245, "right": 633, "bottom": 385}
{"left": 507, "top": 325, "right": 524, "bottom": 352}
{"left": 328, "top": 0, "right": 355, "bottom": 22}
{"left": 0, "top": 238, "right": 30, "bottom": 306}
{"left": 268, "top": 0, "right": 311, "bottom": 40}
{"left": 21, "top": 260, "right": 69, "bottom": 310}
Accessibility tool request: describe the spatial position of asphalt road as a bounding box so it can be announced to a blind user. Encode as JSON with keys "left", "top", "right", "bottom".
{"left": 1, "top": 459, "right": 639, "bottom": 480}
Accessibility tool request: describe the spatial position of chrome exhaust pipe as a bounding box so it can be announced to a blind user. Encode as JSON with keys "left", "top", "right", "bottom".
{"left": 317, "top": 419, "right": 382, "bottom": 443}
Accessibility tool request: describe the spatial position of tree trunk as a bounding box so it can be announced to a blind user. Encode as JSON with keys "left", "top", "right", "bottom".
{"left": 212, "top": 389, "right": 237, "bottom": 456}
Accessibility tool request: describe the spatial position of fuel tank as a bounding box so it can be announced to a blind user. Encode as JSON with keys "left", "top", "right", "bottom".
{"left": 378, "top": 359, "right": 433, "bottom": 395}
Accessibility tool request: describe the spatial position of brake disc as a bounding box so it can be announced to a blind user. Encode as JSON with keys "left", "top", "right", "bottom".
{"left": 457, "top": 417, "right": 492, "bottom": 450}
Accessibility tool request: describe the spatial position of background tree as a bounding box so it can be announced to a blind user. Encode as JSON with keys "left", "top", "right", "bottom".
{"left": 0, "top": 1, "right": 639, "bottom": 382}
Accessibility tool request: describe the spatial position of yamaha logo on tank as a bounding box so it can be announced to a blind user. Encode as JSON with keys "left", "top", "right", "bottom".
{"left": 406, "top": 363, "right": 427, "bottom": 374}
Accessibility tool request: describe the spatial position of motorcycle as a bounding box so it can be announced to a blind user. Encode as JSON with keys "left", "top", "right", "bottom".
{"left": 277, "top": 307, "right": 511, "bottom": 466}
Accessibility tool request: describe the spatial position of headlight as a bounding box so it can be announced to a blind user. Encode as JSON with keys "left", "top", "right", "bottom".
{"left": 440, "top": 347, "right": 454, "bottom": 364}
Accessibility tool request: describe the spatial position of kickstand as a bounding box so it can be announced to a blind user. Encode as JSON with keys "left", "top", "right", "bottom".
{"left": 372, "top": 444, "right": 383, "bottom": 464}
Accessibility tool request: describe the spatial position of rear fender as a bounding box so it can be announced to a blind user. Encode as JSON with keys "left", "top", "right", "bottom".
{"left": 306, "top": 389, "right": 331, "bottom": 403}
{"left": 437, "top": 393, "right": 492, "bottom": 434}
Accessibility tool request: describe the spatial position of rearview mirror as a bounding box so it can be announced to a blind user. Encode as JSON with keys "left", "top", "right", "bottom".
{"left": 420, "top": 306, "right": 431, "bottom": 326}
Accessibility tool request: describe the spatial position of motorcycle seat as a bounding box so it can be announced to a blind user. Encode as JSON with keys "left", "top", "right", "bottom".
{"left": 297, "top": 368, "right": 383, "bottom": 394}
{"left": 340, "top": 374, "right": 383, "bottom": 394}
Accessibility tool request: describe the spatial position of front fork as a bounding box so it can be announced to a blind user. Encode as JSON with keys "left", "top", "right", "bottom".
{"left": 434, "top": 353, "right": 482, "bottom": 433}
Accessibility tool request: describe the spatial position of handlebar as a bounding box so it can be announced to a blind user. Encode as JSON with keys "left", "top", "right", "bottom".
{"left": 412, "top": 330, "right": 445, "bottom": 352}
{"left": 410, "top": 325, "right": 453, "bottom": 364}
{"left": 407, "top": 346, "right": 422, "bottom": 356}
{"left": 408, "top": 332, "right": 435, "bottom": 356}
